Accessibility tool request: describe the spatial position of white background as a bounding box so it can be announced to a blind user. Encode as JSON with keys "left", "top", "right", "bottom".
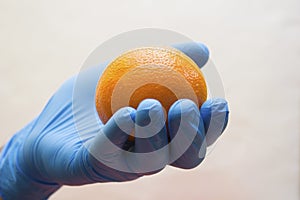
{"left": 0, "top": 0, "right": 299, "bottom": 199}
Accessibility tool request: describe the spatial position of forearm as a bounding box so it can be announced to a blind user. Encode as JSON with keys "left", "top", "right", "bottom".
{"left": 0, "top": 124, "right": 61, "bottom": 199}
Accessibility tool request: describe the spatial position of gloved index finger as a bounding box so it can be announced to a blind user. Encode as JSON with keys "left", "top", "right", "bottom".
{"left": 133, "top": 99, "right": 168, "bottom": 154}
{"left": 132, "top": 99, "right": 169, "bottom": 175}
{"left": 88, "top": 107, "right": 135, "bottom": 163}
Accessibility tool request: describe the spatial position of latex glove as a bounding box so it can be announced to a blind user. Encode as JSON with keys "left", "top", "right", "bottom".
{"left": 0, "top": 43, "right": 229, "bottom": 200}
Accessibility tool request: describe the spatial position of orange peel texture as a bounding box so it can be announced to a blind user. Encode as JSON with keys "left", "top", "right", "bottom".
{"left": 95, "top": 47, "right": 207, "bottom": 124}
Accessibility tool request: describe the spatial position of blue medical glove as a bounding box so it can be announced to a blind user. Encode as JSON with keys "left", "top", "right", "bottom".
{"left": 0, "top": 42, "right": 229, "bottom": 200}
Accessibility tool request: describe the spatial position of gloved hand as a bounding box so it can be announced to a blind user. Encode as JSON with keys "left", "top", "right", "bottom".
{"left": 0, "top": 42, "right": 229, "bottom": 200}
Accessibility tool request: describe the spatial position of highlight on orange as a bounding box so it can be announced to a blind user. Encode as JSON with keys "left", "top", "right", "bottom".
{"left": 95, "top": 46, "right": 207, "bottom": 124}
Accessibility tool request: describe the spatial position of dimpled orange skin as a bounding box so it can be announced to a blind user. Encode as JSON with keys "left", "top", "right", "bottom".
{"left": 95, "top": 47, "right": 207, "bottom": 124}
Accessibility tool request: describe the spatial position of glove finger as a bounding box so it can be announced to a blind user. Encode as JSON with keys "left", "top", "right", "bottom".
{"left": 172, "top": 42, "right": 209, "bottom": 68}
{"left": 200, "top": 98, "right": 229, "bottom": 146}
{"left": 134, "top": 99, "right": 168, "bottom": 153}
{"left": 168, "top": 99, "right": 206, "bottom": 169}
{"left": 132, "top": 99, "right": 168, "bottom": 175}
{"left": 88, "top": 107, "right": 136, "bottom": 168}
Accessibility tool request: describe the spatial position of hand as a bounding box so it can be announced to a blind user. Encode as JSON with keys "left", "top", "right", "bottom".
{"left": 0, "top": 42, "right": 229, "bottom": 200}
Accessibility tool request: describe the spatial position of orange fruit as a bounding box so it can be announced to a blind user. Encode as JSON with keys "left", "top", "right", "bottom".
{"left": 95, "top": 47, "right": 207, "bottom": 125}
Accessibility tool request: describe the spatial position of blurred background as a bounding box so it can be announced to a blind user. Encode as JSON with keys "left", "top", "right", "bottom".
{"left": 0, "top": 0, "right": 299, "bottom": 199}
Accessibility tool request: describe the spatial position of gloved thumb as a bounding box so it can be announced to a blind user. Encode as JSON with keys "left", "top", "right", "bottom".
{"left": 172, "top": 42, "right": 210, "bottom": 68}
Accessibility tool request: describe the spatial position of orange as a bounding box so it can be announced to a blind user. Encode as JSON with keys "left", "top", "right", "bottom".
{"left": 95, "top": 47, "right": 207, "bottom": 125}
